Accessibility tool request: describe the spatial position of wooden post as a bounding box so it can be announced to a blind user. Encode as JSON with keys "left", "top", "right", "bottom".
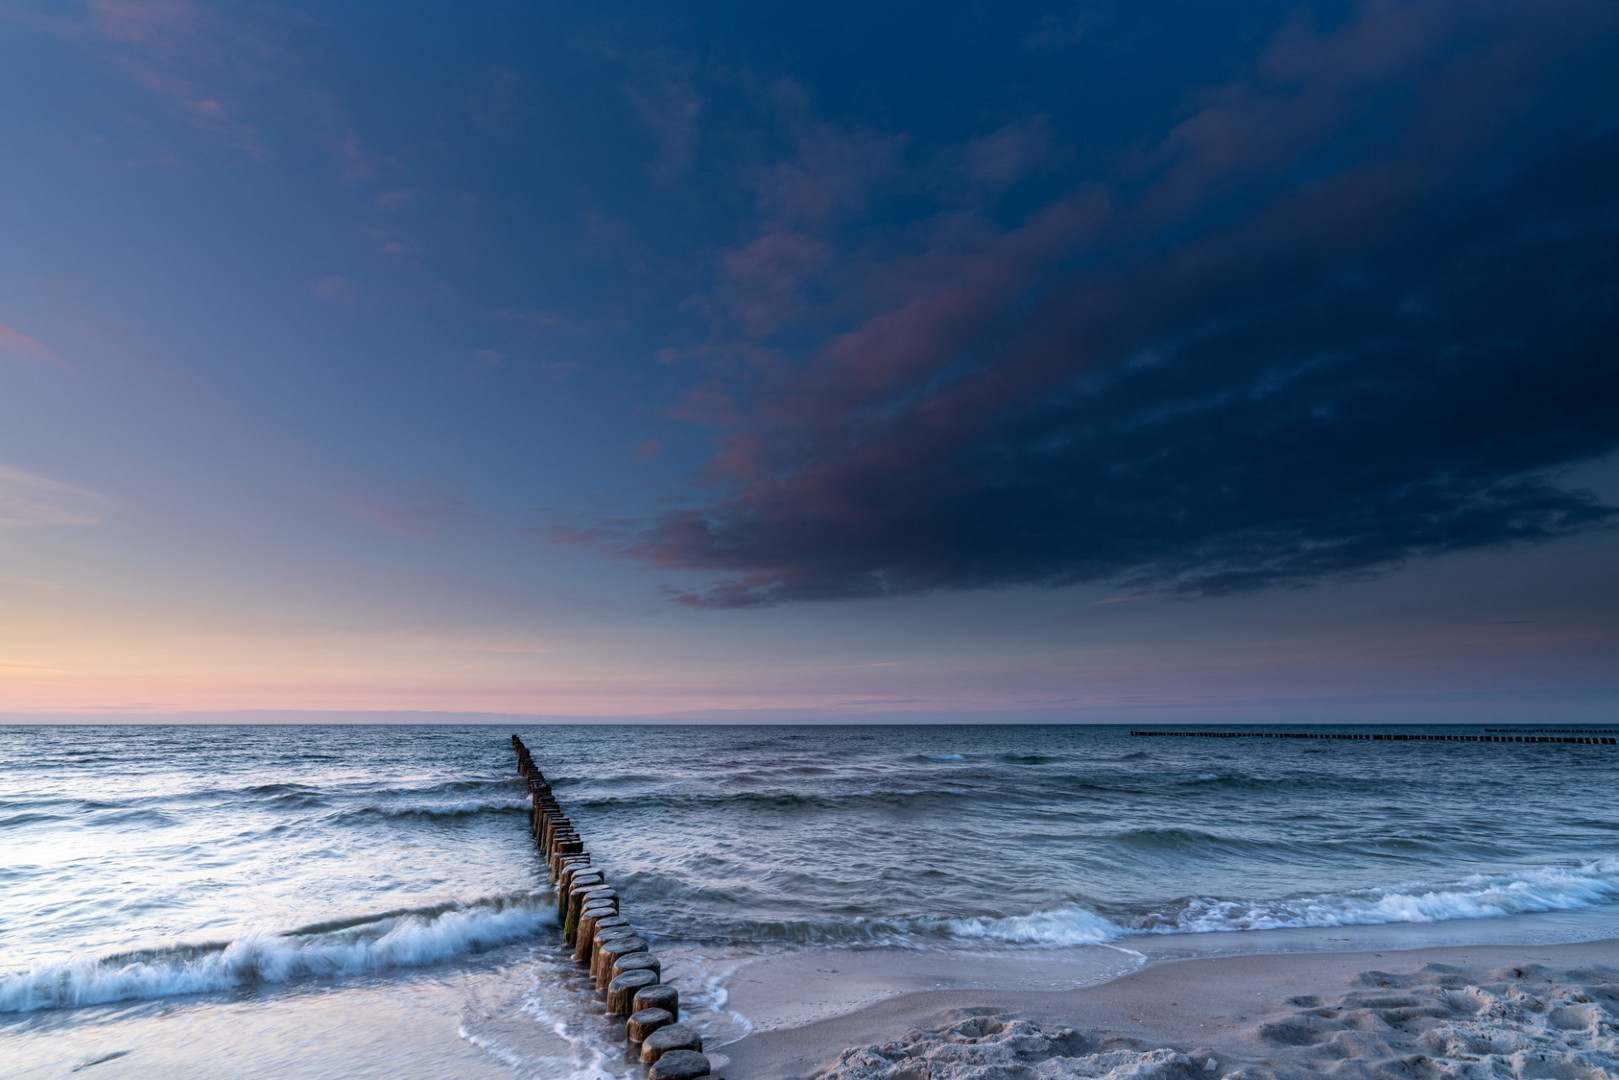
{"left": 575, "top": 910, "right": 626, "bottom": 962}
{"left": 594, "top": 937, "right": 648, "bottom": 989}
{"left": 548, "top": 838, "right": 583, "bottom": 875}
{"left": 553, "top": 854, "right": 592, "bottom": 880}
{"left": 558, "top": 867, "right": 603, "bottom": 917}
{"left": 641, "top": 1024, "right": 703, "bottom": 1065}
{"left": 531, "top": 801, "right": 558, "bottom": 838}
{"left": 556, "top": 862, "right": 601, "bottom": 900}
{"left": 579, "top": 897, "right": 619, "bottom": 920}
{"left": 648, "top": 1050, "right": 711, "bottom": 1080}
{"left": 633, "top": 984, "right": 678, "bottom": 1020}
{"left": 557, "top": 874, "right": 602, "bottom": 926}
{"left": 626, "top": 1006, "right": 674, "bottom": 1043}
{"left": 607, "top": 968, "right": 659, "bottom": 1015}
{"left": 565, "top": 886, "right": 616, "bottom": 943}
{"left": 591, "top": 922, "right": 637, "bottom": 947}
{"left": 553, "top": 853, "right": 590, "bottom": 883}
{"left": 590, "top": 925, "right": 639, "bottom": 979}
{"left": 611, "top": 951, "right": 661, "bottom": 982}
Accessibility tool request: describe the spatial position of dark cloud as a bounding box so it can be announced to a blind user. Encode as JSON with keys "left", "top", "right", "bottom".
{"left": 576, "top": 0, "right": 1619, "bottom": 607}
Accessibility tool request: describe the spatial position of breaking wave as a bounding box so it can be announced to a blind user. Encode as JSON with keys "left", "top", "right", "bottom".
{"left": 0, "top": 894, "right": 554, "bottom": 1013}
{"left": 944, "top": 906, "right": 1125, "bottom": 945}
{"left": 937, "top": 859, "right": 1619, "bottom": 946}
{"left": 704, "top": 859, "right": 1619, "bottom": 950}
{"left": 1139, "top": 858, "right": 1619, "bottom": 934}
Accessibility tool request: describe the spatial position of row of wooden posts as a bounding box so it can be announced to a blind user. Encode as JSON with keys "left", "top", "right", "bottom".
{"left": 1129, "top": 730, "right": 1617, "bottom": 745}
{"left": 511, "top": 734, "right": 714, "bottom": 1080}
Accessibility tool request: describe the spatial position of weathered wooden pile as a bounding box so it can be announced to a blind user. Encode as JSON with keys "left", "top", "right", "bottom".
{"left": 511, "top": 734, "right": 713, "bottom": 1080}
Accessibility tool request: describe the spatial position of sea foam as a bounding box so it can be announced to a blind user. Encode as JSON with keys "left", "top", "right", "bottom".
{"left": 1147, "top": 858, "right": 1619, "bottom": 934}
{"left": 944, "top": 906, "right": 1125, "bottom": 945}
{"left": 0, "top": 894, "right": 553, "bottom": 1013}
{"left": 942, "top": 858, "right": 1619, "bottom": 946}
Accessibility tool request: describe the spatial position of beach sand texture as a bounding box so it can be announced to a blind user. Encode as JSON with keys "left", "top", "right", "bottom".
{"left": 723, "top": 940, "right": 1619, "bottom": 1079}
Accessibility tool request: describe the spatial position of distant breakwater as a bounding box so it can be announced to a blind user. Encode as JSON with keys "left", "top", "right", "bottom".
{"left": 1129, "top": 729, "right": 1616, "bottom": 745}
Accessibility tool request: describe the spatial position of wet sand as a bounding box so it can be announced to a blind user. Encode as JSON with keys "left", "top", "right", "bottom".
{"left": 718, "top": 939, "right": 1619, "bottom": 1079}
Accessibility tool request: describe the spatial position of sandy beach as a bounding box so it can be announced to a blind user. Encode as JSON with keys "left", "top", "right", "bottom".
{"left": 719, "top": 939, "right": 1619, "bottom": 1079}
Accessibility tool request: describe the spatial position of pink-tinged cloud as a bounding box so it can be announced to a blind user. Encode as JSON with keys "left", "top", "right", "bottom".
{"left": 12, "top": 0, "right": 396, "bottom": 175}
{"left": 0, "top": 322, "right": 64, "bottom": 367}
{"left": 0, "top": 463, "right": 106, "bottom": 529}
{"left": 715, "top": 231, "right": 833, "bottom": 337}
{"left": 623, "top": 71, "right": 702, "bottom": 184}
{"left": 307, "top": 89, "right": 397, "bottom": 185}
{"left": 496, "top": 308, "right": 588, "bottom": 334}
{"left": 952, "top": 116, "right": 1061, "bottom": 194}
{"left": 668, "top": 383, "right": 739, "bottom": 426}
{"left": 375, "top": 188, "right": 423, "bottom": 211}
{"left": 365, "top": 226, "right": 417, "bottom": 260}
{"left": 59, "top": 0, "right": 273, "bottom": 159}
{"left": 360, "top": 493, "right": 469, "bottom": 537}
{"left": 112, "top": 56, "right": 268, "bottom": 160}
{"left": 468, "top": 66, "right": 533, "bottom": 140}
{"left": 84, "top": 0, "right": 221, "bottom": 63}
{"left": 753, "top": 189, "right": 1107, "bottom": 445}
{"left": 1127, "top": 0, "right": 1569, "bottom": 220}
{"left": 310, "top": 275, "right": 358, "bottom": 304}
{"left": 753, "top": 117, "right": 905, "bottom": 229}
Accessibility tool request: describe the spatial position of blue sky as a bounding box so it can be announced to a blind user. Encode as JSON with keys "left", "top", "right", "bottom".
{"left": 2, "top": 0, "right": 1616, "bottom": 720}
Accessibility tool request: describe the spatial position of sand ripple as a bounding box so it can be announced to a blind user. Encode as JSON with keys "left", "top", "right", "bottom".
{"left": 1230, "top": 963, "right": 1619, "bottom": 1079}
{"left": 819, "top": 1015, "right": 1207, "bottom": 1079}
{"left": 815, "top": 962, "right": 1617, "bottom": 1080}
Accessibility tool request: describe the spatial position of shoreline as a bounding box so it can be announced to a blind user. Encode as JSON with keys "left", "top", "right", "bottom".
{"left": 718, "top": 937, "right": 1619, "bottom": 1079}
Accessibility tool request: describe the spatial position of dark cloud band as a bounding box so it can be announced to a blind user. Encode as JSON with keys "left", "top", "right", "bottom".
{"left": 579, "top": 0, "right": 1619, "bottom": 607}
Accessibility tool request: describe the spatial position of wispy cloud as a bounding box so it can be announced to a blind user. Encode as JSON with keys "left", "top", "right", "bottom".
{"left": 577, "top": 37, "right": 704, "bottom": 186}
{"left": 306, "top": 88, "right": 397, "bottom": 185}
{"left": 624, "top": 71, "right": 702, "bottom": 184}
{"left": 310, "top": 274, "right": 358, "bottom": 304}
{"left": 359, "top": 493, "right": 470, "bottom": 537}
{"left": 7, "top": 0, "right": 397, "bottom": 181}
{"left": 113, "top": 57, "right": 269, "bottom": 159}
{"left": 375, "top": 188, "right": 424, "bottom": 212}
{"left": 468, "top": 67, "right": 534, "bottom": 140}
{"left": 0, "top": 321, "right": 64, "bottom": 367}
{"left": 753, "top": 121, "right": 904, "bottom": 231}
{"left": 947, "top": 116, "right": 1065, "bottom": 195}
{"left": 80, "top": 0, "right": 270, "bottom": 159}
{"left": 0, "top": 464, "right": 106, "bottom": 530}
{"left": 495, "top": 308, "right": 590, "bottom": 334}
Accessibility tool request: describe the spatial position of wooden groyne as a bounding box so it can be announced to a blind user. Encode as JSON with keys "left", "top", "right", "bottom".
{"left": 511, "top": 735, "right": 713, "bottom": 1080}
{"left": 1129, "top": 730, "right": 1616, "bottom": 745}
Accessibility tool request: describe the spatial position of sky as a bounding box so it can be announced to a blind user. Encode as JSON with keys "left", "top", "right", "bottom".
{"left": 1, "top": 0, "right": 1616, "bottom": 722}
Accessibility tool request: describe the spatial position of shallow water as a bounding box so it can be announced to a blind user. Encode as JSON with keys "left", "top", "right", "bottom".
{"left": 2, "top": 723, "right": 1615, "bottom": 1077}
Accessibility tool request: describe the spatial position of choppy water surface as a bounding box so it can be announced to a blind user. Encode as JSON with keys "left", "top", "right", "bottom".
{"left": 2, "top": 723, "right": 1616, "bottom": 1077}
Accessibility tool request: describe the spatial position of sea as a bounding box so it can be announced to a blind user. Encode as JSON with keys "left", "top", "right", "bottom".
{"left": 2, "top": 723, "right": 1616, "bottom": 1078}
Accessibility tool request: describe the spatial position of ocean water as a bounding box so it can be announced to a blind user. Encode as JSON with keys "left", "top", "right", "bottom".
{"left": 2, "top": 723, "right": 1616, "bottom": 1077}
